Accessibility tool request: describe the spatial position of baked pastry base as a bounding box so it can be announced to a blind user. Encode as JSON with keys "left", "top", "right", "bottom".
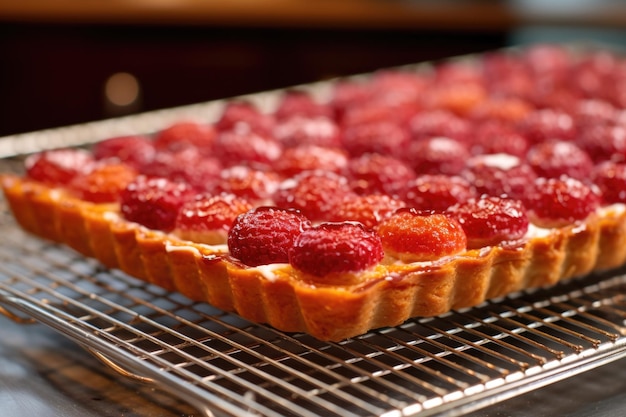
{"left": 3, "top": 174, "right": 626, "bottom": 341}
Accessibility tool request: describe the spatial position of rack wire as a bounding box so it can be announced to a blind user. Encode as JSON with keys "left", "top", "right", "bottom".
{"left": 1, "top": 72, "right": 626, "bottom": 416}
{"left": 1, "top": 163, "right": 626, "bottom": 417}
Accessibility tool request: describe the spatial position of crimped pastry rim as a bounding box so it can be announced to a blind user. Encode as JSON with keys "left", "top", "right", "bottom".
{"left": 4, "top": 174, "right": 626, "bottom": 341}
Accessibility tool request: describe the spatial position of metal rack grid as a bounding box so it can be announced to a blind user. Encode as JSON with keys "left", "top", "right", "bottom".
{"left": 1, "top": 157, "right": 626, "bottom": 417}
{"left": 1, "top": 63, "right": 626, "bottom": 415}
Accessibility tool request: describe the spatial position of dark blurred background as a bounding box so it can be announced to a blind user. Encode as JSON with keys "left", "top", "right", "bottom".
{"left": 0, "top": 0, "right": 625, "bottom": 137}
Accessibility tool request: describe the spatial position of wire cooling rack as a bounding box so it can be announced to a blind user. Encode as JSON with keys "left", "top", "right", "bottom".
{"left": 1, "top": 66, "right": 626, "bottom": 416}
{"left": 1, "top": 156, "right": 626, "bottom": 417}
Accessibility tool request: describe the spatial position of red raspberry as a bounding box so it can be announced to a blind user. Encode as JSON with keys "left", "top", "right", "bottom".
{"left": 461, "top": 154, "right": 537, "bottom": 199}
{"left": 120, "top": 176, "right": 195, "bottom": 231}
{"left": 370, "top": 69, "right": 428, "bottom": 99}
{"left": 92, "top": 135, "right": 156, "bottom": 169}
{"left": 571, "top": 99, "right": 618, "bottom": 128}
{"left": 139, "top": 148, "right": 222, "bottom": 191}
{"left": 376, "top": 209, "right": 467, "bottom": 262}
{"left": 273, "top": 171, "right": 354, "bottom": 221}
{"left": 211, "top": 166, "right": 280, "bottom": 203}
{"left": 591, "top": 161, "right": 626, "bottom": 204}
{"left": 470, "top": 121, "right": 530, "bottom": 157}
{"left": 274, "top": 90, "right": 333, "bottom": 120}
{"left": 25, "top": 149, "right": 95, "bottom": 186}
{"left": 215, "top": 101, "right": 275, "bottom": 136}
{"left": 484, "top": 57, "right": 534, "bottom": 99}
{"left": 446, "top": 196, "right": 529, "bottom": 249}
{"left": 68, "top": 162, "right": 138, "bottom": 203}
{"left": 341, "top": 121, "right": 410, "bottom": 158}
{"left": 340, "top": 97, "right": 420, "bottom": 127}
{"left": 576, "top": 124, "right": 626, "bottom": 163}
{"left": 273, "top": 116, "right": 341, "bottom": 148}
{"left": 435, "top": 61, "right": 484, "bottom": 84}
{"left": 571, "top": 51, "right": 620, "bottom": 97}
{"left": 330, "top": 81, "right": 374, "bottom": 120}
{"left": 531, "top": 88, "right": 582, "bottom": 113}
{"left": 175, "top": 193, "right": 253, "bottom": 244}
{"left": 408, "top": 110, "right": 471, "bottom": 142}
{"left": 522, "top": 44, "right": 571, "bottom": 79}
{"left": 153, "top": 121, "right": 216, "bottom": 154}
{"left": 407, "top": 137, "right": 470, "bottom": 175}
{"left": 422, "top": 82, "right": 487, "bottom": 116}
{"left": 228, "top": 207, "right": 312, "bottom": 266}
{"left": 517, "top": 109, "right": 575, "bottom": 144}
{"left": 398, "top": 174, "right": 475, "bottom": 212}
{"left": 522, "top": 177, "right": 601, "bottom": 228}
{"left": 526, "top": 140, "right": 593, "bottom": 180}
{"left": 289, "top": 222, "right": 384, "bottom": 278}
{"left": 275, "top": 145, "right": 348, "bottom": 177}
{"left": 332, "top": 194, "right": 406, "bottom": 230}
{"left": 213, "top": 130, "right": 283, "bottom": 169}
{"left": 345, "top": 153, "right": 416, "bottom": 196}
{"left": 470, "top": 97, "right": 533, "bottom": 124}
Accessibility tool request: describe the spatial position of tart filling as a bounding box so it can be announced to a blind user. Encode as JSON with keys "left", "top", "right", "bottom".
{"left": 3, "top": 44, "right": 626, "bottom": 341}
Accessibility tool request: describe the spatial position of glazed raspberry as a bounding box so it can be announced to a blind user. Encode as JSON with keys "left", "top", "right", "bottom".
{"left": 211, "top": 166, "right": 280, "bottom": 203}
{"left": 370, "top": 69, "right": 428, "bottom": 99}
{"left": 435, "top": 61, "right": 484, "bottom": 84}
{"left": 408, "top": 110, "right": 471, "bottom": 142}
{"left": 25, "top": 149, "right": 95, "bottom": 186}
{"left": 120, "top": 176, "right": 195, "bottom": 231}
{"left": 275, "top": 145, "right": 348, "bottom": 177}
{"left": 175, "top": 193, "right": 253, "bottom": 244}
{"left": 422, "top": 83, "right": 487, "bottom": 116}
{"left": 341, "top": 121, "right": 410, "bottom": 158}
{"left": 330, "top": 81, "right": 374, "bottom": 119}
{"left": 526, "top": 140, "right": 593, "bottom": 180}
{"left": 273, "top": 116, "right": 341, "bottom": 148}
{"left": 521, "top": 44, "right": 571, "bottom": 79}
{"left": 340, "top": 96, "right": 419, "bottom": 127}
{"left": 531, "top": 88, "right": 582, "bottom": 114}
{"left": 228, "top": 207, "right": 312, "bottom": 266}
{"left": 398, "top": 174, "right": 475, "bottom": 212}
{"left": 92, "top": 135, "right": 156, "bottom": 168}
{"left": 576, "top": 124, "right": 626, "bottom": 163}
{"left": 345, "top": 153, "right": 416, "bottom": 196}
{"left": 215, "top": 101, "right": 275, "bottom": 136}
{"left": 522, "top": 177, "right": 601, "bottom": 228}
{"left": 483, "top": 54, "right": 534, "bottom": 98}
{"left": 407, "top": 137, "right": 470, "bottom": 175}
{"left": 571, "top": 99, "right": 619, "bottom": 128}
{"left": 591, "top": 161, "right": 626, "bottom": 204}
{"left": 153, "top": 121, "right": 216, "bottom": 154}
{"left": 289, "top": 222, "right": 384, "bottom": 279}
{"left": 470, "top": 97, "right": 533, "bottom": 124}
{"left": 470, "top": 121, "right": 530, "bottom": 157}
{"left": 68, "top": 162, "right": 138, "bottom": 203}
{"left": 332, "top": 194, "right": 406, "bottom": 230}
{"left": 571, "top": 50, "right": 619, "bottom": 97}
{"left": 446, "top": 196, "right": 529, "bottom": 249}
{"left": 273, "top": 171, "right": 354, "bottom": 221}
{"left": 517, "top": 109, "right": 575, "bottom": 144}
{"left": 461, "top": 154, "right": 537, "bottom": 199}
{"left": 213, "top": 130, "right": 283, "bottom": 169}
{"left": 139, "top": 149, "right": 222, "bottom": 191}
{"left": 376, "top": 209, "right": 467, "bottom": 262}
{"left": 274, "top": 90, "right": 333, "bottom": 120}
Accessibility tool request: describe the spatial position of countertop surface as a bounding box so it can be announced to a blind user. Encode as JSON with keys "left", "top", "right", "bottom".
{"left": 2, "top": 314, "right": 626, "bottom": 417}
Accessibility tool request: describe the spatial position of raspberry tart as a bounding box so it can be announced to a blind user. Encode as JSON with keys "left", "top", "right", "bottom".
{"left": 4, "top": 44, "right": 626, "bottom": 341}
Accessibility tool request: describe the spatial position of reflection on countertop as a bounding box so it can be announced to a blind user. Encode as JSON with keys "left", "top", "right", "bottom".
{"left": 2, "top": 313, "right": 626, "bottom": 417}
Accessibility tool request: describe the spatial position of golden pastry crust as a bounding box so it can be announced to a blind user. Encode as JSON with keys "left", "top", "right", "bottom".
{"left": 3, "top": 174, "right": 622, "bottom": 341}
